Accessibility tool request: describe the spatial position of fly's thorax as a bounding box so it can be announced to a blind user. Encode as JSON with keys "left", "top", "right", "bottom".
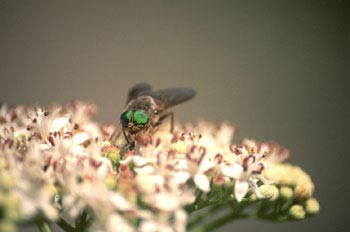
{"left": 125, "top": 96, "right": 158, "bottom": 112}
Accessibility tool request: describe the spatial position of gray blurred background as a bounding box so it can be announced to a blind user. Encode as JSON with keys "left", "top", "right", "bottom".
{"left": 1, "top": 1, "right": 349, "bottom": 232}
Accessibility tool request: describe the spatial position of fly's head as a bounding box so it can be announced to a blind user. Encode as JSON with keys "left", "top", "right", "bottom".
{"left": 120, "top": 109, "right": 150, "bottom": 133}
{"left": 120, "top": 96, "right": 161, "bottom": 136}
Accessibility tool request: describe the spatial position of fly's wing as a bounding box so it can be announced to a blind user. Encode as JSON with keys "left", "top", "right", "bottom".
{"left": 126, "top": 83, "right": 153, "bottom": 104}
{"left": 150, "top": 87, "right": 196, "bottom": 108}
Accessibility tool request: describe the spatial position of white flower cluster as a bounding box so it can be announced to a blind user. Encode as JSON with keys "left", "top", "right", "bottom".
{"left": 0, "top": 102, "right": 319, "bottom": 232}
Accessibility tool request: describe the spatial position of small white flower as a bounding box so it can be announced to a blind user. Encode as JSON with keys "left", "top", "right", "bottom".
{"left": 110, "top": 193, "right": 134, "bottom": 211}
{"left": 223, "top": 150, "right": 267, "bottom": 201}
{"left": 194, "top": 173, "right": 210, "bottom": 192}
{"left": 106, "top": 214, "right": 135, "bottom": 232}
{"left": 72, "top": 132, "right": 90, "bottom": 144}
{"left": 51, "top": 116, "right": 70, "bottom": 132}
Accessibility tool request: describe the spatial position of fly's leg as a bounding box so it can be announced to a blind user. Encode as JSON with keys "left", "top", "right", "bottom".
{"left": 122, "top": 127, "right": 130, "bottom": 144}
{"left": 122, "top": 127, "right": 137, "bottom": 150}
{"left": 128, "top": 141, "right": 135, "bottom": 150}
{"left": 152, "top": 111, "right": 174, "bottom": 133}
{"left": 169, "top": 111, "right": 174, "bottom": 132}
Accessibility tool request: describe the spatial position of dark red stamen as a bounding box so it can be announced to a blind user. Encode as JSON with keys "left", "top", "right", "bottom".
{"left": 73, "top": 123, "right": 79, "bottom": 130}
{"left": 48, "top": 136, "right": 55, "bottom": 146}
{"left": 215, "top": 153, "right": 223, "bottom": 164}
{"left": 155, "top": 137, "right": 161, "bottom": 147}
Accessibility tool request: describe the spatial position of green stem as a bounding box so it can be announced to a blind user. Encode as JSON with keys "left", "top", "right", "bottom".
{"left": 187, "top": 203, "right": 226, "bottom": 230}
{"left": 56, "top": 216, "right": 76, "bottom": 232}
{"left": 253, "top": 199, "right": 291, "bottom": 222}
{"left": 76, "top": 208, "right": 88, "bottom": 231}
{"left": 36, "top": 220, "right": 52, "bottom": 232}
{"left": 193, "top": 191, "right": 203, "bottom": 209}
{"left": 189, "top": 213, "right": 252, "bottom": 232}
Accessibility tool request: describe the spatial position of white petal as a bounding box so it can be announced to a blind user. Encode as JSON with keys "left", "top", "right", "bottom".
{"left": 110, "top": 194, "right": 133, "bottom": 211}
{"left": 51, "top": 116, "right": 70, "bottom": 131}
{"left": 120, "top": 156, "right": 134, "bottom": 164}
{"left": 40, "top": 143, "right": 52, "bottom": 150}
{"left": 82, "top": 123, "right": 101, "bottom": 138}
{"left": 175, "top": 159, "right": 188, "bottom": 169}
{"left": 194, "top": 174, "right": 210, "bottom": 192}
{"left": 198, "top": 158, "right": 215, "bottom": 173}
{"left": 132, "top": 156, "right": 149, "bottom": 166}
{"left": 14, "top": 129, "right": 28, "bottom": 138}
{"left": 139, "top": 220, "right": 173, "bottom": 232}
{"left": 174, "top": 210, "right": 187, "bottom": 232}
{"left": 41, "top": 203, "right": 58, "bottom": 220}
{"left": 107, "top": 214, "right": 134, "bottom": 232}
{"left": 134, "top": 166, "right": 154, "bottom": 174}
{"left": 151, "top": 175, "right": 164, "bottom": 185}
{"left": 96, "top": 158, "right": 113, "bottom": 176}
{"left": 258, "top": 174, "right": 273, "bottom": 185}
{"left": 227, "top": 163, "right": 243, "bottom": 179}
{"left": 120, "top": 155, "right": 148, "bottom": 166}
{"left": 153, "top": 194, "right": 178, "bottom": 211}
{"left": 249, "top": 180, "right": 264, "bottom": 199}
{"left": 62, "top": 195, "right": 75, "bottom": 207}
{"left": 234, "top": 180, "right": 249, "bottom": 202}
{"left": 136, "top": 175, "right": 156, "bottom": 194}
{"left": 139, "top": 220, "right": 157, "bottom": 232}
{"left": 69, "top": 145, "right": 88, "bottom": 157}
{"left": 19, "top": 197, "right": 37, "bottom": 219}
{"left": 220, "top": 164, "right": 239, "bottom": 178}
{"left": 174, "top": 171, "right": 190, "bottom": 184}
{"left": 72, "top": 132, "right": 90, "bottom": 144}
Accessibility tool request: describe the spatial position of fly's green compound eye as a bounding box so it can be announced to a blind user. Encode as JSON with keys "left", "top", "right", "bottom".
{"left": 125, "top": 110, "right": 132, "bottom": 121}
{"left": 120, "top": 110, "right": 132, "bottom": 126}
{"left": 133, "top": 111, "right": 149, "bottom": 125}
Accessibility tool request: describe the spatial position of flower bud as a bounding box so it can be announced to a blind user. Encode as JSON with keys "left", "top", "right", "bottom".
{"left": 280, "top": 186, "right": 293, "bottom": 200}
{"left": 248, "top": 193, "right": 257, "bottom": 202}
{"left": 102, "top": 144, "right": 120, "bottom": 164}
{"left": 259, "top": 184, "right": 279, "bottom": 201}
{"left": 289, "top": 204, "right": 306, "bottom": 220}
{"left": 171, "top": 141, "right": 188, "bottom": 154}
{"left": 136, "top": 174, "right": 156, "bottom": 194}
{"left": 305, "top": 198, "right": 320, "bottom": 215}
{"left": 107, "top": 151, "right": 120, "bottom": 163}
{"left": 102, "top": 141, "right": 111, "bottom": 147}
{"left": 294, "top": 181, "right": 314, "bottom": 199}
{"left": 105, "top": 176, "right": 117, "bottom": 190}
